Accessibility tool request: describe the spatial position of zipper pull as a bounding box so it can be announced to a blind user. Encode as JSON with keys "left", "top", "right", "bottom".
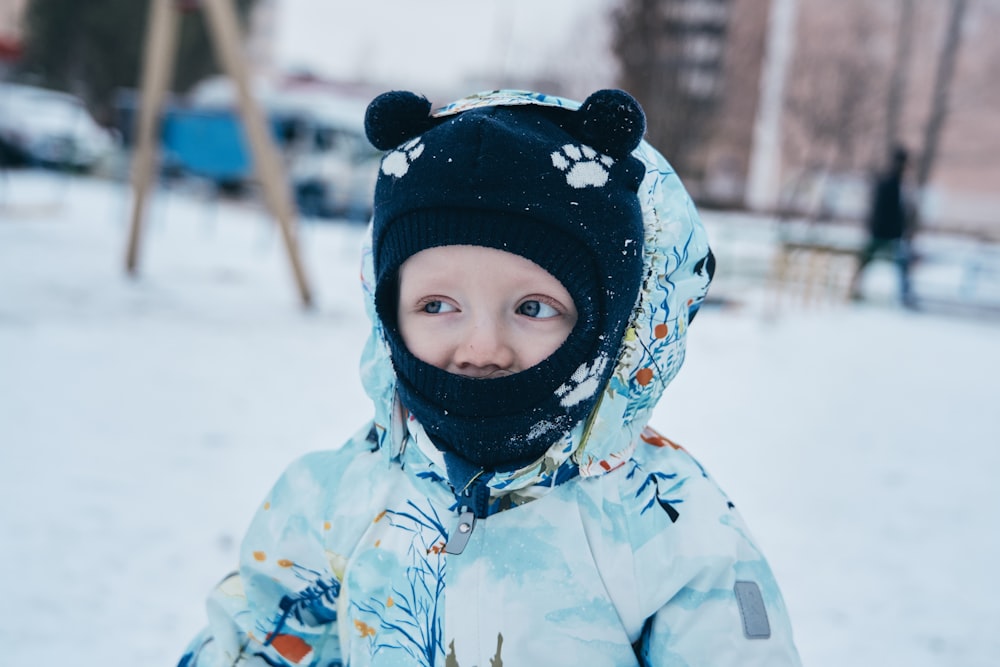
{"left": 444, "top": 509, "right": 476, "bottom": 555}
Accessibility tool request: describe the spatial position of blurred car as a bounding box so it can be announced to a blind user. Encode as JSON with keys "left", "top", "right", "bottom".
{"left": 279, "top": 98, "right": 381, "bottom": 222}
{"left": 161, "top": 77, "right": 380, "bottom": 221}
{"left": 0, "top": 82, "right": 116, "bottom": 170}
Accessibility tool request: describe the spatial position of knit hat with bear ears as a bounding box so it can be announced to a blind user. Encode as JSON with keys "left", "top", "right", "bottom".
{"left": 366, "top": 89, "right": 646, "bottom": 472}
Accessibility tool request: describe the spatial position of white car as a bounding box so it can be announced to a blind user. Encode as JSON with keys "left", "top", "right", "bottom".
{"left": 0, "top": 82, "right": 116, "bottom": 170}
{"left": 280, "top": 99, "right": 381, "bottom": 221}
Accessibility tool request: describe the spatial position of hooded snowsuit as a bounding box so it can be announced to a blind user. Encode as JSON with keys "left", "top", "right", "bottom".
{"left": 179, "top": 91, "right": 801, "bottom": 667}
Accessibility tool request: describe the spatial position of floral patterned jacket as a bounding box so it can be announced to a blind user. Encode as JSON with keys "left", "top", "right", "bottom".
{"left": 180, "top": 91, "right": 801, "bottom": 667}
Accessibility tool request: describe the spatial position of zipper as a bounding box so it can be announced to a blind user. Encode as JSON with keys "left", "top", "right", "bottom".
{"left": 444, "top": 509, "right": 476, "bottom": 554}
{"left": 444, "top": 472, "right": 490, "bottom": 555}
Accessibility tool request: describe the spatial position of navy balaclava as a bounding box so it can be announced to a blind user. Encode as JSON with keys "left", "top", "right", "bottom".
{"left": 366, "top": 89, "right": 647, "bottom": 472}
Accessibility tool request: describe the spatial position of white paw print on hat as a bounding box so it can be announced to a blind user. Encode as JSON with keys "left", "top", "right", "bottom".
{"left": 381, "top": 138, "right": 425, "bottom": 177}
{"left": 551, "top": 144, "right": 615, "bottom": 188}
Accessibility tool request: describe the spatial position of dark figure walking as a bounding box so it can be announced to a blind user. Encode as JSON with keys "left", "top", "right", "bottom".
{"left": 850, "top": 147, "right": 916, "bottom": 307}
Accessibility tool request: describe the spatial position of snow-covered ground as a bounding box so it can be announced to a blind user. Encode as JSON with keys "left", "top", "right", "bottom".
{"left": 2, "top": 170, "right": 998, "bottom": 666}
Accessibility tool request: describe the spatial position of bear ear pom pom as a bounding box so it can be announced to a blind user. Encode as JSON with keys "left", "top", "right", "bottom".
{"left": 364, "top": 91, "right": 434, "bottom": 150}
{"left": 575, "top": 89, "right": 646, "bottom": 159}
{"left": 366, "top": 88, "right": 645, "bottom": 156}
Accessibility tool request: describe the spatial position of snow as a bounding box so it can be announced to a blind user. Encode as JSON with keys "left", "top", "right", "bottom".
{"left": 2, "top": 170, "right": 999, "bottom": 666}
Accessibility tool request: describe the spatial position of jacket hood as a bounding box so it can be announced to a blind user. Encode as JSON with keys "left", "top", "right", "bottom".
{"left": 358, "top": 90, "right": 713, "bottom": 490}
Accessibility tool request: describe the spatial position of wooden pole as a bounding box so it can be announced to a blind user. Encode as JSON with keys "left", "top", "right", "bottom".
{"left": 125, "top": 0, "right": 180, "bottom": 274}
{"left": 201, "top": 0, "right": 313, "bottom": 307}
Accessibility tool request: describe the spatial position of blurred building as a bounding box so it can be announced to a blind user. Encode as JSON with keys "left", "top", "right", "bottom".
{"left": 0, "top": 0, "right": 25, "bottom": 40}
{"left": 245, "top": 0, "right": 277, "bottom": 79}
{"left": 0, "top": 0, "right": 26, "bottom": 77}
{"left": 695, "top": 0, "right": 771, "bottom": 207}
{"left": 760, "top": 0, "right": 1000, "bottom": 232}
{"left": 644, "top": 0, "right": 999, "bottom": 233}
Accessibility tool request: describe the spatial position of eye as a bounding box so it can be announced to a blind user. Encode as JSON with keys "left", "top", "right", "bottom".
{"left": 421, "top": 299, "right": 457, "bottom": 314}
{"left": 517, "top": 299, "right": 560, "bottom": 318}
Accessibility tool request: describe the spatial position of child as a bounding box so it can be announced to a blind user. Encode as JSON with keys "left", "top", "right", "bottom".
{"left": 179, "top": 89, "right": 801, "bottom": 666}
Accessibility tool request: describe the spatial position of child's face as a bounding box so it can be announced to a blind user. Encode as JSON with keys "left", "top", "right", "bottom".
{"left": 397, "top": 245, "right": 578, "bottom": 378}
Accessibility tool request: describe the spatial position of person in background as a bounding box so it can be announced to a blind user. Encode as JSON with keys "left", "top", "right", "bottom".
{"left": 178, "top": 88, "right": 801, "bottom": 666}
{"left": 850, "top": 146, "right": 917, "bottom": 307}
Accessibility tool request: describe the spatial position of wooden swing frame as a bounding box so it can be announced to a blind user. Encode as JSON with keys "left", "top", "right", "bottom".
{"left": 125, "top": 0, "right": 313, "bottom": 307}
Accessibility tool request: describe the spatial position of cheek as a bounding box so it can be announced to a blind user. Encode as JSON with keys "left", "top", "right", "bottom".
{"left": 398, "top": 317, "right": 449, "bottom": 367}
{"left": 519, "top": 323, "right": 574, "bottom": 367}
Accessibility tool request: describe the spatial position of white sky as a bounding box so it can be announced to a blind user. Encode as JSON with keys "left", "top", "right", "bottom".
{"left": 271, "top": 0, "right": 617, "bottom": 95}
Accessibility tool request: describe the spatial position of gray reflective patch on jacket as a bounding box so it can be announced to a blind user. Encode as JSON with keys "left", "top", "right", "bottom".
{"left": 734, "top": 580, "right": 771, "bottom": 639}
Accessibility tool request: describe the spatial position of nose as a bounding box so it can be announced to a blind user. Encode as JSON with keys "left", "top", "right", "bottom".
{"left": 452, "top": 321, "right": 516, "bottom": 377}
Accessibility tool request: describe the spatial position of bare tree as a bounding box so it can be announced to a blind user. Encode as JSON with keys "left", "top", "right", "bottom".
{"left": 780, "top": 1, "right": 888, "bottom": 217}
{"left": 929, "top": 0, "right": 1000, "bottom": 173}
{"left": 17, "top": 0, "right": 258, "bottom": 124}
{"left": 885, "top": 0, "right": 915, "bottom": 160}
{"left": 612, "top": 0, "right": 731, "bottom": 182}
{"left": 915, "top": 0, "right": 968, "bottom": 191}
